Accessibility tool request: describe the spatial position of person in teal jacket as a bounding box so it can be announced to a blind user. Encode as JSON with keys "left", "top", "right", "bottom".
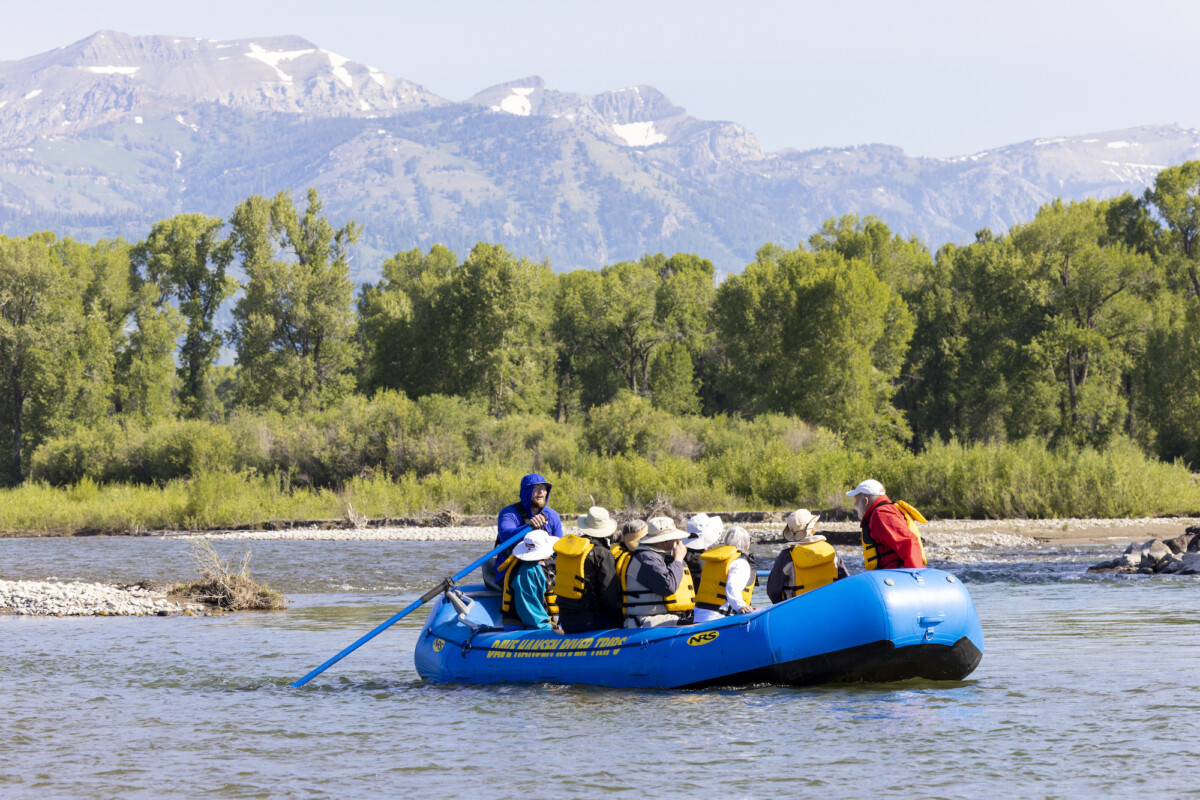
{"left": 501, "top": 530, "right": 558, "bottom": 630}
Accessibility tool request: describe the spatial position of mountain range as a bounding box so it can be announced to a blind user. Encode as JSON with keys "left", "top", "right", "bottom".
{"left": 2, "top": 30, "right": 1199, "bottom": 277}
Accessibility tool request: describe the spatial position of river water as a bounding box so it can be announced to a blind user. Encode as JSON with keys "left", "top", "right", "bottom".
{"left": 2, "top": 537, "right": 1198, "bottom": 799}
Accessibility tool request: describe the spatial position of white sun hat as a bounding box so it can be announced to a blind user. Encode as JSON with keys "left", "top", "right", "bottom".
{"left": 846, "top": 479, "right": 886, "bottom": 498}
{"left": 576, "top": 506, "right": 618, "bottom": 538}
{"left": 513, "top": 530, "right": 556, "bottom": 561}
{"left": 684, "top": 513, "right": 723, "bottom": 550}
{"left": 640, "top": 516, "right": 689, "bottom": 545}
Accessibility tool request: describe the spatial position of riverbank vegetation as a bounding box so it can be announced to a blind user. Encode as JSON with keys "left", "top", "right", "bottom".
{"left": 1, "top": 165, "right": 1200, "bottom": 529}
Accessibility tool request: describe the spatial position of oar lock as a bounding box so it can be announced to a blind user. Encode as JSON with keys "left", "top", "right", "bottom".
{"left": 444, "top": 584, "right": 475, "bottom": 618}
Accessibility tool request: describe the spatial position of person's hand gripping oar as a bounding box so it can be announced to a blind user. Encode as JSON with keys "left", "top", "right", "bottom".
{"left": 290, "top": 526, "right": 531, "bottom": 687}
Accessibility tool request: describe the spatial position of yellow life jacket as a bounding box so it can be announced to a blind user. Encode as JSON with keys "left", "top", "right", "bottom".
{"left": 667, "top": 565, "right": 696, "bottom": 613}
{"left": 499, "top": 554, "right": 558, "bottom": 621}
{"left": 862, "top": 499, "right": 929, "bottom": 570}
{"left": 552, "top": 534, "right": 594, "bottom": 600}
{"left": 695, "top": 545, "right": 756, "bottom": 611}
{"left": 611, "top": 542, "right": 633, "bottom": 578}
{"left": 782, "top": 540, "right": 838, "bottom": 599}
{"left": 620, "top": 549, "right": 695, "bottom": 617}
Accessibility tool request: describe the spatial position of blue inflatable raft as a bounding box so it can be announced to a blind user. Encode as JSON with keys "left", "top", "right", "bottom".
{"left": 414, "top": 568, "right": 983, "bottom": 688}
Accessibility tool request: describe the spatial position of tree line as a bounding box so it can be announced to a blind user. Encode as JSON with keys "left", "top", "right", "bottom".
{"left": 2, "top": 163, "right": 1200, "bottom": 489}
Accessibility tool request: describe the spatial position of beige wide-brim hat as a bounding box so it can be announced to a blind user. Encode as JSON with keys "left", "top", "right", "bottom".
{"left": 640, "top": 516, "right": 688, "bottom": 545}
{"left": 576, "top": 506, "right": 618, "bottom": 538}
{"left": 513, "top": 530, "right": 556, "bottom": 561}
{"left": 784, "top": 509, "right": 824, "bottom": 544}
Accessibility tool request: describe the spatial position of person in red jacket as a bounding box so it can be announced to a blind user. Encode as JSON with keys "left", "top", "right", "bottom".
{"left": 846, "top": 479, "right": 927, "bottom": 570}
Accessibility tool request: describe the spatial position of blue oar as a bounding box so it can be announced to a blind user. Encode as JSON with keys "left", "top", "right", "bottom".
{"left": 290, "top": 526, "right": 531, "bottom": 687}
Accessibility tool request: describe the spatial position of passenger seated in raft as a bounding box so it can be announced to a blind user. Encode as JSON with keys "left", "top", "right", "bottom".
{"left": 554, "top": 507, "right": 624, "bottom": 633}
{"left": 847, "top": 479, "right": 929, "bottom": 570}
{"left": 693, "top": 526, "right": 758, "bottom": 623}
{"left": 499, "top": 530, "right": 559, "bottom": 631}
{"left": 622, "top": 517, "right": 696, "bottom": 628}
{"left": 683, "top": 513, "right": 722, "bottom": 579}
{"left": 766, "top": 509, "right": 848, "bottom": 604}
{"left": 486, "top": 473, "right": 563, "bottom": 590}
{"left": 611, "top": 519, "right": 647, "bottom": 574}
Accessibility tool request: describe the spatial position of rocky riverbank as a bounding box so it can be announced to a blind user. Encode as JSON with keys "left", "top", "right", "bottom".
{"left": 0, "top": 579, "right": 210, "bottom": 617}
{"left": 1088, "top": 527, "right": 1200, "bottom": 575}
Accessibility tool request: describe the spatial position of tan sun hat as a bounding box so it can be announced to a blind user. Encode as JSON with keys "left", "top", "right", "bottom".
{"left": 784, "top": 509, "right": 824, "bottom": 544}
{"left": 622, "top": 519, "right": 647, "bottom": 548}
{"left": 640, "top": 516, "right": 688, "bottom": 545}
{"left": 576, "top": 506, "right": 618, "bottom": 538}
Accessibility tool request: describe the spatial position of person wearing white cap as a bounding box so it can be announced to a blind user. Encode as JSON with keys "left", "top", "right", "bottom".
{"left": 622, "top": 517, "right": 696, "bottom": 628}
{"left": 846, "top": 479, "right": 928, "bottom": 570}
{"left": 553, "top": 507, "right": 624, "bottom": 633}
{"left": 694, "top": 526, "right": 757, "bottom": 623}
{"left": 766, "top": 509, "right": 848, "bottom": 603}
{"left": 499, "top": 530, "right": 559, "bottom": 630}
{"left": 682, "top": 513, "right": 722, "bottom": 579}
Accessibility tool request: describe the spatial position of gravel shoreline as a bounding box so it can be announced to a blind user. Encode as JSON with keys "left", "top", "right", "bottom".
{"left": 175, "top": 516, "right": 1200, "bottom": 547}
{"left": 0, "top": 579, "right": 209, "bottom": 617}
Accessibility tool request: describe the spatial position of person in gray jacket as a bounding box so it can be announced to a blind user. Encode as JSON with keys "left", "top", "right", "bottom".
{"left": 622, "top": 517, "right": 695, "bottom": 628}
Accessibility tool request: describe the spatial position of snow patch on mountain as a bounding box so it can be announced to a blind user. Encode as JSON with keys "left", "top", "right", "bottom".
{"left": 496, "top": 87, "right": 535, "bottom": 116}
{"left": 85, "top": 66, "right": 139, "bottom": 76}
{"left": 24, "top": 89, "right": 42, "bottom": 100}
{"left": 324, "top": 50, "right": 353, "bottom": 88}
{"left": 612, "top": 121, "right": 666, "bottom": 147}
{"left": 245, "top": 43, "right": 315, "bottom": 83}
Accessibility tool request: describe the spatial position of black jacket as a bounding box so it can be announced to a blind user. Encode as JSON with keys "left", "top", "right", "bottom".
{"left": 557, "top": 544, "right": 623, "bottom": 633}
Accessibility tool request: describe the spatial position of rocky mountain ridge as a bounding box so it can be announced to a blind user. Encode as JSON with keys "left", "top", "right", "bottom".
{"left": 2, "top": 30, "right": 1198, "bottom": 275}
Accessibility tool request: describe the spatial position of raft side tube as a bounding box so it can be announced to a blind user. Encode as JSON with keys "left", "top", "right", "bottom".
{"left": 414, "top": 569, "right": 983, "bottom": 688}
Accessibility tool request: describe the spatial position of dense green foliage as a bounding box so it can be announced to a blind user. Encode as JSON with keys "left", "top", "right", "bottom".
{"left": 2, "top": 165, "right": 1200, "bottom": 527}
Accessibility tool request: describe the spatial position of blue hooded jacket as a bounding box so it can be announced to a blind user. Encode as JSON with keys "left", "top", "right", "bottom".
{"left": 494, "top": 473, "right": 563, "bottom": 575}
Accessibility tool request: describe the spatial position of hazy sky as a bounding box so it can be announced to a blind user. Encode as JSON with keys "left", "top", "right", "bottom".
{"left": 5, "top": 0, "right": 1200, "bottom": 157}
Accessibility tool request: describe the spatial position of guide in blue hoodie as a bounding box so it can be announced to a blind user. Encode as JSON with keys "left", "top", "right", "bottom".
{"left": 493, "top": 473, "right": 563, "bottom": 579}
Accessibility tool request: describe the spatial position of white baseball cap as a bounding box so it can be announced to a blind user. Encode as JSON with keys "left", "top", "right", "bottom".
{"left": 846, "top": 479, "right": 885, "bottom": 498}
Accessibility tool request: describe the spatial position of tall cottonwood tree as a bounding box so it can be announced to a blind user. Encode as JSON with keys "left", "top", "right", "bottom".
{"left": 1140, "top": 161, "right": 1200, "bottom": 463}
{"left": 554, "top": 253, "right": 713, "bottom": 414}
{"left": 229, "top": 189, "right": 360, "bottom": 411}
{"left": 713, "top": 245, "right": 914, "bottom": 445}
{"left": 0, "top": 236, "right": 139, "bottom": 482}
{"left": 440, "top": 243, "right": 556, "bottom": 416}
{"left": 358, "top": 244, "right": 459, "bottom": 396}
{"left": 1010, "top": 199, "right": 1155, "bottom": 445}
{"left": 132, "top": 214, "right": 235, "bottom": 418}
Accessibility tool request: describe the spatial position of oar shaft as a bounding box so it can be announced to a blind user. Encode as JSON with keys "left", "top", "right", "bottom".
{"left": 290, "top": 526, "right": 531, "bottom": 687}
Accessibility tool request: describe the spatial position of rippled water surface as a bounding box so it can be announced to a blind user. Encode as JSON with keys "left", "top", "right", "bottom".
{"left": 2, "top": 537, "right": 1199, "bottom": 799}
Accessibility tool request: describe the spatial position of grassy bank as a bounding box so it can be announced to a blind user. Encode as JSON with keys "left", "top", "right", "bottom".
{"left": 1, "top": 437, "right": 1196, "bottom": 535}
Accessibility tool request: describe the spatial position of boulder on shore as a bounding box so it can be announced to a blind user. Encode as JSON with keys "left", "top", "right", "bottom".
{"left": 1088, "top": 530, "right": 1200, "bottom": 575}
